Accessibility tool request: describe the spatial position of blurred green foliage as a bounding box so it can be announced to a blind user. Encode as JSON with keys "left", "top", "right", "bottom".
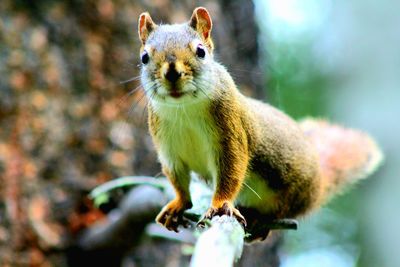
{"left": 266, "top": 41, "right": 330, "bottom": 119}
{"left": 258, "top": 1, "right": 400, "bottom": 267}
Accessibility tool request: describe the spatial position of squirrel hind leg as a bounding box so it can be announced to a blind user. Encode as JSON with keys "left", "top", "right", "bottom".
{"left": 239, "top": 207, "right": 298, "bottom": 242}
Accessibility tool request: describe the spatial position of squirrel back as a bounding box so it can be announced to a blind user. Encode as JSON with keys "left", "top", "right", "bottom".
{"left": 300, "top": 118, "right": 383, "bottom": 204}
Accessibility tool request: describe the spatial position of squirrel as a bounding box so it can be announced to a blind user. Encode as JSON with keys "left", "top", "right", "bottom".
{"left": 137, "top": 7, "right": 383, "bottom": 239}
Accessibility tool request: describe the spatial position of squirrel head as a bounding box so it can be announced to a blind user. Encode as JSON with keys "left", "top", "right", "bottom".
{"left": 138, "top": 7, "right": 216, "bottom": 104}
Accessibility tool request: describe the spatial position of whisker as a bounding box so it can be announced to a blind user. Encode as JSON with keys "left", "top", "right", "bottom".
{"left": 141, "top": 89, "right": 156, "bottom": 122}
{"left": 230, "top": 68, "right": 263, "bottom": 75}
{"left": 112, "top": 87, "right": 155, "bottom": 148}
{"left": 198, "top": 88, "right": 212, "bottom": 101}
{"left": 189, "top": 80, "right": 213, "bottom": 101}
{"left": 154, "top": 172, "right": 164, "bottom": 178}
{"left": 117, "top": 84, "right": 143, "bottom": 107}
{"left": 243, "top": 181, "right": 262, "bottom": 200}
{"left": 123, "top": 84, "right": 155, "bottom": 119}
{"left": 119, "top": 75, "right": 142, "bottom": 85}
{"left": 117, "top": 79, "right": 156, "bottom": 107}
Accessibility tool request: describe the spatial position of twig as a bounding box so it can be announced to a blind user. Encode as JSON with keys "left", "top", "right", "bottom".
{"left": 183, "top": 213, "right": 298, "bottom": 231}
{"left": 263, "top": 219, "right": 298, "bottom": 230}
{"left": 89, "top": 176, "right": 168, "bottom": 200}
{"left": 79, "top": 185, "right": 167, "bottom": 250}
{"left": 68, "top": 185, "right": 168, "bottom": 267}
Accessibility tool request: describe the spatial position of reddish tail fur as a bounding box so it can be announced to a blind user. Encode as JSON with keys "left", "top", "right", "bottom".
{"left": 300, "top": 119, "right": 383, "bottom": 204}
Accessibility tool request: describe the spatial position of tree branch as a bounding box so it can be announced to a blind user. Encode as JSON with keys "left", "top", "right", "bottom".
{"left": 190, "top": 215, "right": 245, "bottom": 267}
{"left": 84, "top": 176, "right": 298, "bottom": 266}
{"left": 67, "top": 185, "right": 167, "bottom": 267}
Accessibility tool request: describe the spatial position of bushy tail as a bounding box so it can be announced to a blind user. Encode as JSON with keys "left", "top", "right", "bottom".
{"left": 300, "top": 119, "right": 384, "bottom": 204}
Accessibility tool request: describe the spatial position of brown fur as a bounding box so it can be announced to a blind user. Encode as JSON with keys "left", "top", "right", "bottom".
{"left": 300, "top": 119, "right": 383, "bottom": 205}
{"left": 210, "top": 86, "right": 249, "bottom": 208}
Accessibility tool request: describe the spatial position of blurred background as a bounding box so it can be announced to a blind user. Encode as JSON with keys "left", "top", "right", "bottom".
{"left": 0, "top": 0, "right": 399, "bottom": 266}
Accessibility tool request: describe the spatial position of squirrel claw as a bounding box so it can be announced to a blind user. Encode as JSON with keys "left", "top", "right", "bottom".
{"left": 196, "top": 221, "right": 204, "bottom": 228}
{"left": 156, "top": 209, "right": 185, "bottom": 232}
{"left": 199, "top": 202, "right": 247, "bottom": 228}
{"left": 156, "top": 200, "right": 191, "bottom": 232}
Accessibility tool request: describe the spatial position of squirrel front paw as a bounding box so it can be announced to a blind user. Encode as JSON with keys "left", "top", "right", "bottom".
{"left": 198, "top": 201, "right": 247, "bottom": 227}
{"left": 156, "top": 198, "right": 192, "bottom": 232}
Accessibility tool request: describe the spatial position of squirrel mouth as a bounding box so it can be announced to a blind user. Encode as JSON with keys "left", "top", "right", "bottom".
{"left": 169, "top": 89, "right": 184, "bottom": 98}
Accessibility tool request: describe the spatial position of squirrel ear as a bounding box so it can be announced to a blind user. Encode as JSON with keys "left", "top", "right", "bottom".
{"left": 189, "top": 7, "right": 213, "bottom": 44}
{"left": 138, "top": 12, "right": 157, "bottom": 44}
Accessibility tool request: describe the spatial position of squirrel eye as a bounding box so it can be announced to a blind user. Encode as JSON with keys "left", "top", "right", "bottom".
{"left": 141, "top": 51, "right": 149, "bottom": 64}
{"left": 196, "top": 45, "right": 206, "bottom": 58}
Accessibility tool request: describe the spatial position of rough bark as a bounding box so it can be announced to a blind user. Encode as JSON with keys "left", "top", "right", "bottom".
{"left": 0, "top": 0, "right": 276, "bottom": 266}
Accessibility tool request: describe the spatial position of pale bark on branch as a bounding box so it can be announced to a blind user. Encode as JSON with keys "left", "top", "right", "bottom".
{"left": 190, "top": 215, "right": 245, "bottom": 267}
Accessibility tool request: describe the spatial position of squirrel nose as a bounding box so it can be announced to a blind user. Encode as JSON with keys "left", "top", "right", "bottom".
{"left": 165, "top": 63, "right": 181, "bottom": 83}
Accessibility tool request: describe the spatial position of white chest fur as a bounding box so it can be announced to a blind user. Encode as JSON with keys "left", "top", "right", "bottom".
{"left": 151, "top": 99, "right": 219, "bottom": 182}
